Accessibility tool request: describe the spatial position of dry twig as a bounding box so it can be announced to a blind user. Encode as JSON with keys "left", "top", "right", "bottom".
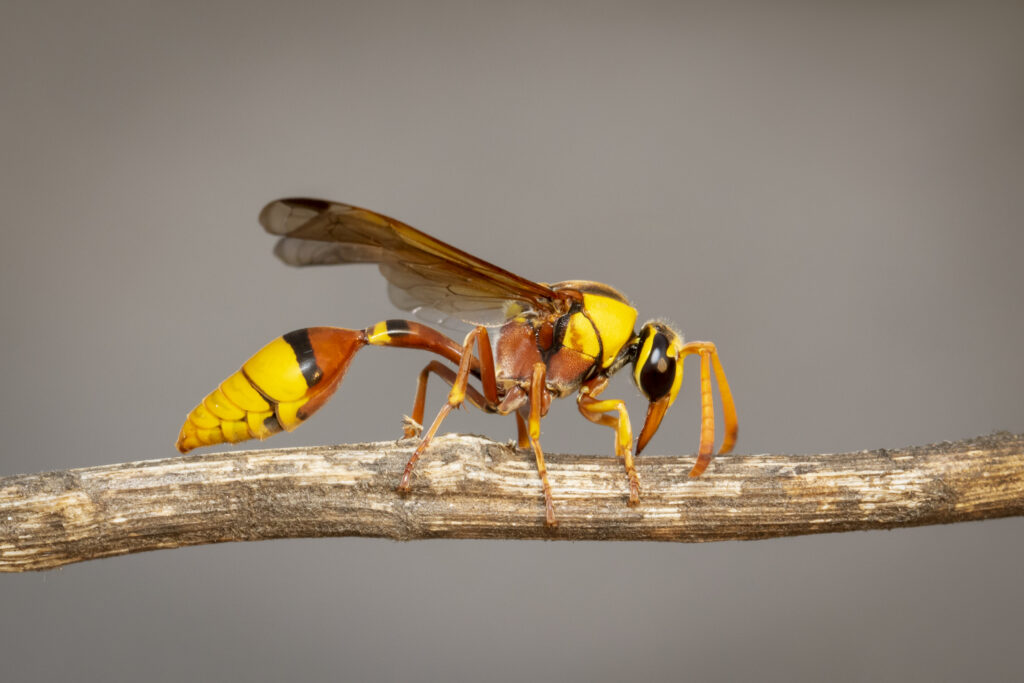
{"left": 1, "top": 432, "right": 1022, "bottom": 572}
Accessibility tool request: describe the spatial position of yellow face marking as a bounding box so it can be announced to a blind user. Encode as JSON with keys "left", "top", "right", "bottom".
{"left": 633, "top": 332, "right": 655, "bottom": 389}
{"left": 242, "top": 337, "right": 310, "bottom": 403}
{"left": 665, "top": 335, "right": 684, "bottom": 399}
{"left": 666, "top": 339, "right": 684, "bottom": 403}
{"left": 581, "top": 293, "right": 638, "bottom": 368}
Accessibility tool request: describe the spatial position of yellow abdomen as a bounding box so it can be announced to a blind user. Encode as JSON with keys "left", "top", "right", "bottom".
{"left": 176, "top": 327, "right": 366, "bottom": 452}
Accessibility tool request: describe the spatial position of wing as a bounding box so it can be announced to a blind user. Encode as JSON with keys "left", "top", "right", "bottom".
{"left": 259, "top": 197, "right": 569, "bottom": 326}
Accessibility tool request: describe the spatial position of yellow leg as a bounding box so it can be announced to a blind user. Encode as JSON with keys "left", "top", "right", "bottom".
{"left": 577, "top": 377, "right": 640, "bottom": 505}
{"left": 679, "top": 341, "right": 738, "bottom": 477}
{"left": 712, "top": 350, "right": 738, "bottom": 454}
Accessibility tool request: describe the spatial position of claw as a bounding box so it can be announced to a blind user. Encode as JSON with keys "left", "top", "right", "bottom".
{"left": 627, "top": 479, "right": 641, "bottom": 507}
{"left": 401, "top": 415, "right": 423, "bottom": 439}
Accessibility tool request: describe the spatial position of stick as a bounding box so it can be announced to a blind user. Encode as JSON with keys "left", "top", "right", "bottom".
{"left": 1, "top": 432, "right": 1022, "bottom": 572}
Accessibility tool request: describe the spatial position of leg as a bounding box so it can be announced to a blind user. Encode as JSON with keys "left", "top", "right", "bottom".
{"left": 364, "top": 319, "right": 465, "bottom": 365}
{"left": 679, "top": 341, "right": 738, "bottom": 477}
{"left": 397, "top": 326, "right": 499, "bottom": 492}
{"left": 526, "top": 362, "right": 558, "bottom": 526}
{"left": 366, "top": 319, "right": 498, "bottom": 401}
{"left": 577, "top": 376, "right": 640, "bottom": 505}
{"left": 515, "top": 413, "right": 530, "bottom": 449}
{"left": 404, "top": 360, "right": 496, "bottom": 438}
{"left": 364, "top": 318, "right": 499, "bottom": 437}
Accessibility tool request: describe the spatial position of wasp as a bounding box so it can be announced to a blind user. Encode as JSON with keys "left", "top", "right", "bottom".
{"left": 177, "top": 198, "right": 738, "bottom": 526}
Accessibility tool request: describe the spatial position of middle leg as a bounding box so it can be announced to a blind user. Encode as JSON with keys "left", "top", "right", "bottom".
{"left": 526, "top": 362, "right": 558, "bottom": 527}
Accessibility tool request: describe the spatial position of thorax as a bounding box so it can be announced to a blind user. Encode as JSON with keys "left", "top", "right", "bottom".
{"left": 494, "top": 281, "right": 638, "bottom": 398}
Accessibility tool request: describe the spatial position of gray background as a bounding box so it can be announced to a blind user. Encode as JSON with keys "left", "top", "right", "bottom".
{"left": 2, "top": 1, "right": 1022, "bottom": 681}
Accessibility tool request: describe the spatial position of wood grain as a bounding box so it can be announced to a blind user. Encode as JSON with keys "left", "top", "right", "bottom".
{"left": 2, "top": 432, "right": 1022, "bottom": 571}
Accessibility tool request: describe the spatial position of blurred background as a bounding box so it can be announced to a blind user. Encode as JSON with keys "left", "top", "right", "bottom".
{"left": 2, "top": 1, "right": 1022, "bottom": 681}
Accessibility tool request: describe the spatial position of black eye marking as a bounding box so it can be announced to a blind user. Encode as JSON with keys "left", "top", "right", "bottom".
{"left": 639, "top": 332, "right": 676, "bottom": 400}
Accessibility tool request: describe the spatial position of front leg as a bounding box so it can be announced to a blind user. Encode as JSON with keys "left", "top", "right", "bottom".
{"left": 677, "top": 341, "right": 738, "bottom": 477}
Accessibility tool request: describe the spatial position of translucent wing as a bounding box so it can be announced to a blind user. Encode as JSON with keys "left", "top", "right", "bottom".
{"left": 260, "top": 198, "right": 568, "bottom": 325}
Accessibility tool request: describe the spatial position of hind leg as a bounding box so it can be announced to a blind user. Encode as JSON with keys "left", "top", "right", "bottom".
{"left": 397, "top": 326, "right": 499, "bottom": 492}
{"left": 403, "top": 360, "right": 497, "bottom": 438}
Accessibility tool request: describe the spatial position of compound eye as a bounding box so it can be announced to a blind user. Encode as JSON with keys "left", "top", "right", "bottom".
{"left": 636, "top": 330, "right": 678, "bottom": 401}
